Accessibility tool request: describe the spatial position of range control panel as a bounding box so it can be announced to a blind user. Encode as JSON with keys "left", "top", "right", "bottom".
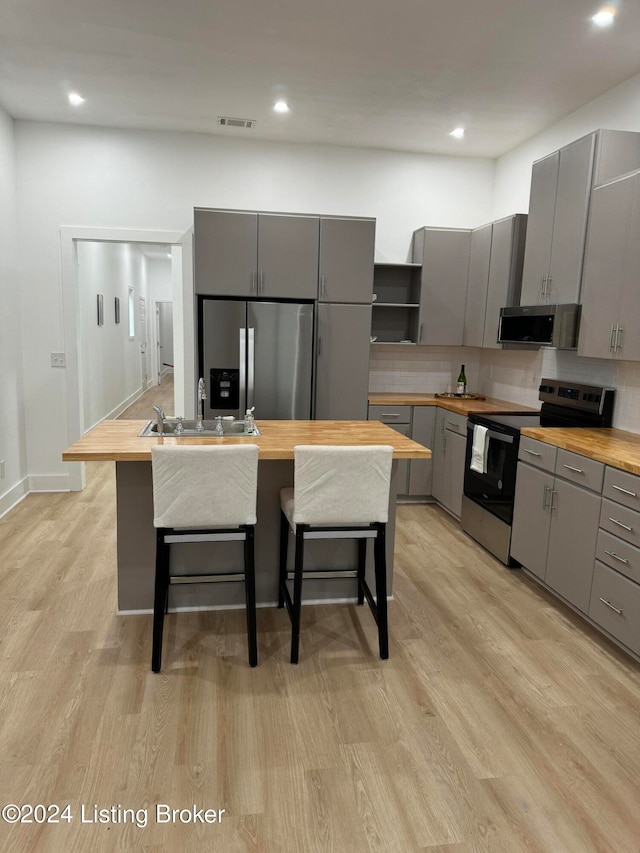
{"left": 538, "top": 378, "right": 615, "bottom": 419}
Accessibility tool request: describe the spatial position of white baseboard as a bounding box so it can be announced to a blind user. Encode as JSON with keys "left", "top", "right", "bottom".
{"left": 27, "top": 473, "right": 73, "bottom": 493}
{"left": 0, "top": 477, "right": 29, "bottom": 519}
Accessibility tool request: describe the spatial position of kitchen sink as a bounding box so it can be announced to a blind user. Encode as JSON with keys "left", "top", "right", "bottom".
{"left": 138, "top": 419, "right": 260, "bottom": 437}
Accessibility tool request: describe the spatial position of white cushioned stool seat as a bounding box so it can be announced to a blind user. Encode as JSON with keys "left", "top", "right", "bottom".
{"left": 150, "top": 444, "right": 259, "bottom": 671}
{"left": 278, "top": 445, "right": 393, "bottom": 664}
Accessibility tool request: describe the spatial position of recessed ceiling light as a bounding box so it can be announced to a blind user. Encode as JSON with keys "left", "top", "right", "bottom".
{"left": 273, "top": 101, "right": 290, "bottom": 114}
{"left": 68, "top": 92, "right": 85, "bottom": 106}
{"left": 450, "top": 127, "right": 465, "bottom": 139}
{"left": 592, "top": 6, "right": 616, "bottom": 26}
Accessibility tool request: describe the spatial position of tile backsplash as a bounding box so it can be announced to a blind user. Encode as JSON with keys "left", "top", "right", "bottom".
{"left": 369, "top": 345, "right": 640, "bottom": 433}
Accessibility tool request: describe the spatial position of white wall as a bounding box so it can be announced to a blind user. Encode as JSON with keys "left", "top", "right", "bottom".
{"left": 15, "top": 120, "right": 495, "bottom": 486}
{"left": 78, "top": 241, "right": 148, "bottom": 430}
{"left": 0, "top": 105, "right": 27, "bottom": 516}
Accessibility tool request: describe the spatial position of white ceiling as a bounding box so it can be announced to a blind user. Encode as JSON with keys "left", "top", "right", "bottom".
{"left": 2, "top": 0, "right": 640, "bottom": 158}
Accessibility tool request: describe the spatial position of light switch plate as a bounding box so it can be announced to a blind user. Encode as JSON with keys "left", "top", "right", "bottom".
{"left": 51, "top": 352, "right": 66, "bottom": 367}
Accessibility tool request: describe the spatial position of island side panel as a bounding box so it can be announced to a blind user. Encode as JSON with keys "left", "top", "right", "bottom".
{"left": 115, "top": 459, "right": 399, "bottom": 612}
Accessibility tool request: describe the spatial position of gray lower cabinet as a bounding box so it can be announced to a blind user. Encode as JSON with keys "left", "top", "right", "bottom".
{"left": 431, "top": 408, "right": 467, "bottom": 518}
{"left": 412, "top": 227, "right": 472, "bottom": 345}
{"left": 319, "top": 217, "right": 375, "bottom": 303}
{"left": 316, "top": 303, "right": 371, "bottom": 420}
{"left": 407, "top": 407, "right": 436, "bottom": 497}
{"left": 367, "top": 405, "right": 435, "bottom": 500}
{"left": 545, "top": 479, "right": 600, "bottom": 613}
{"left": 510, "top": 462, "right": 554, "bottom": 580}
{"left": 194, "top": 208, "right": 318, "bottom": 299}
{"left": 512, "top": 448, "right": 603, "bottom": 613}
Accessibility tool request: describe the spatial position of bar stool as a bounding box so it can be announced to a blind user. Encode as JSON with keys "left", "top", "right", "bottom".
{"left": 278, "top": 444, "right": 394, "bottom": 664}
{"left": 150, "top": 444, "right": 259, "bottom": 672}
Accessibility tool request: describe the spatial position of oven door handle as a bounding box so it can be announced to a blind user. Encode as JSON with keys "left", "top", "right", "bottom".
{"left": 468, "top": 426, "right": 514, "bottom": 444}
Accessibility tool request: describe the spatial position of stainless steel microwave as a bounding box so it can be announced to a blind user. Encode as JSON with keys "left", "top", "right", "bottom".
{"left": 498, "top": 304, "right": 581, "bottom": 349}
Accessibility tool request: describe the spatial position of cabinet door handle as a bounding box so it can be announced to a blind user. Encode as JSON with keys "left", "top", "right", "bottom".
{"left": 545, "top": 275, "right": 552, "bottom": 297}
{"left": 418, "top": 323, "right": 423, "bottom": 344}
{"left": 540, "top": 274, "right": 547, "bottom": 299}
{"left": 615, "top": 325, "right": 623, "bottom": 352}
{"left": 609, "top": 324, "right": 616, "bottom": 353}
{"left": 258, "top": 270, "right": 264, "bottom": 293}
{"left": 604, "top": 550, "right": 629, "bottom": 565}
{"left": 550, "top": 489, "right": 557, "bottom": 511}
{"left": 542, "top": 484, "right": 551, "bottom": 510}
{"left": 612, "top": 484, "right": 637, "bottom": 498}
{"left": 447, "top": 421, "right": 459, "bottom": 430}
{"left": 251, "top": 270, "right": 257, "bottom": 293}
{"left": 320, "top": 275, "right": 326, "bottom": 297}
{"left": 381, "top": 413, "right": 400, "bottom": 419}
{"left": 317, "top": 336, "right": 322, "bottom": 356}
{"left": 599, "top": 598, "right": 623, "bottom": 615}
{"left": 524, "top": 448, "right": 541, "bottom": 457}
{"left": 563, "top": 464, "right": 584, "bottom": 474}
{"left": 609, "top": 517, "right": 633, "bottom": 532}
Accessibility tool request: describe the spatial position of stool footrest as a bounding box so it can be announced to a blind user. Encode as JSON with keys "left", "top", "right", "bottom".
{"left": 170, "top": 573, "right": 246, "bottom": 584}
{"left": 286, "top": 570, "right": 358, "bottom": 581}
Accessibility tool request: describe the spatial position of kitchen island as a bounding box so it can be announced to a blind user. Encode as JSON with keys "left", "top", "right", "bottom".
{"left": 63, "top": 419, "right": 430, "bottom": 613}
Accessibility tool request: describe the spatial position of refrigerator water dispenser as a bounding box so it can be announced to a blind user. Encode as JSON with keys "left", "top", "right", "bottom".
{"left": 209, "top": 368, "right": 240, "bottom": 410}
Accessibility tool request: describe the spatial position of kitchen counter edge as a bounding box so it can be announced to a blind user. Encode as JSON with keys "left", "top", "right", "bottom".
{"left": 520, "top": 426, "right": 640, "bottom": 476}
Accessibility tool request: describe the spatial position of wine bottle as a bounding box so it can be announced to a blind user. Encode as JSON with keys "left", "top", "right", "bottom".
{"left": 456, "top": 364, "right": 467, "bottom": 396}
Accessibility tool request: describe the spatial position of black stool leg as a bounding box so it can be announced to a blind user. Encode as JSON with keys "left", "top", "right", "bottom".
{"left": 152, "top": 528, "right": 170, "bottom": 672}
{"left": 357, "top": 538, "right": 367, "bottom": 605}
{"left": 244, "top": 525, "right": 258, "bottom": 667}
{"left": 278, "top": 510, "right": 289, "bottom": 608}
{"left": 374, "top": 523, "right": 389, "bottom": 660}
{"left": 290, "top": 526, "right": 305, "bottom": 664}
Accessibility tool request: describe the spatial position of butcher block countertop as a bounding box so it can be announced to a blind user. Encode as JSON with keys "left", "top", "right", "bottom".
{"left": 521, "top": 427, "right": 640, "bottom": 476}
{"left": 368, "top": 393, "right": 537, "bottom": 416}
{"left": 62, "top": 419, "right": 431, "bottom": 463}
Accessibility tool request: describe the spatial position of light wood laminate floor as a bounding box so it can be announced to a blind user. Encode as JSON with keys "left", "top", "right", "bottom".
{"left": 1, "top": 463, "right": 639, "bottom": 852}
{"left": 119, "top": 373, "right": 175, "bottom": 420}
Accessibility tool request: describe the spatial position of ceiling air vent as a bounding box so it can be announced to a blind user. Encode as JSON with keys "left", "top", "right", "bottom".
{"left": 217, "top": 116, "right": 256, "bottom": 129}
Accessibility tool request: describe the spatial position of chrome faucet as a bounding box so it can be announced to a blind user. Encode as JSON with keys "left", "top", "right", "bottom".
{"left": 152, "top": 405, "right": 166, "bottom": 436}
{"left": 196, "top": 378, "right": 207, "bottom": 432}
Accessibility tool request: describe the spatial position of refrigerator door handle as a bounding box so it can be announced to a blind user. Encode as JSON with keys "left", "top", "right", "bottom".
{"left": 239, "top": 328, "right": 247, "bottom": 407}
{"left": 247, "top": 327, "right": 255, "bottom": 407}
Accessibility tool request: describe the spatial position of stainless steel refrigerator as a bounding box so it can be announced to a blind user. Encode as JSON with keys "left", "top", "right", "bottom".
{"left": 198, "top": 297, "right": 315, "bottom": 420}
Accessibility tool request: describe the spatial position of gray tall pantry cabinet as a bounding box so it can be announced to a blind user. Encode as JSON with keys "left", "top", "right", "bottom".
{"left": 193, "top": 207, "right": 375, "bottom": 420}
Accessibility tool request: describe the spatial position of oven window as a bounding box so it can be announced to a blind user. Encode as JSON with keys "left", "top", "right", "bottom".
{"left": 463, "top": 426, "right": 519, "bottom": 525}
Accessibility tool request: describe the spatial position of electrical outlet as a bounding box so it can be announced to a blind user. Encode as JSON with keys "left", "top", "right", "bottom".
{"left": 51, "top": 352, "right": 66, "bottom": 368}
{"left": 0, "top": 460, "right": 5, "bottom": 479}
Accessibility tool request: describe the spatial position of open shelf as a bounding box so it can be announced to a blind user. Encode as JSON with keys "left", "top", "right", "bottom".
{"left": 372, "top": 263, "right": 422, "bottom": 344}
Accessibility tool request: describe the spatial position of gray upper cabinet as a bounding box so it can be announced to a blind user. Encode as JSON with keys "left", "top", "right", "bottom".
{"left": 412, "top": 227, "right": 472, "bottom": 345}
{"left": 578, "top": 171, "right": 640, "bottom": 361}
{"left": 464, "top": 214, "right": 527, "bottom": 349}
{"left": 194, "top": 209, "right": 257, "bottom": 296}
{"left": 258, "top": 214, "right": 319, "bottom": 299}
{"left": 318, "top": 217, "right": 375, "bottom": 303}
{"left": 315, "top": 303, "right": 371, "bottom": 420}
{"left": 520, "top": 133, "right": 595, "bottom": 306}
{"left": 193, "top": 208, "right": 318, "bottom": 299}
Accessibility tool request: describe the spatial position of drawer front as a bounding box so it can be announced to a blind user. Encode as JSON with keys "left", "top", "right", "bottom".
{"left": 518, "top": 437, "right": 557, "bottom": 472}
{"left": 599, "top": 499, "right": 640, "bottom": 548}
{"left": 555, "top": 449, "right": 604, "bottom": 493}
{"left": 589, "top": 561, "right": 640, "bottom": 656}
{"left": 603, "top": 467, "right": 640, "bottom": 512}
{"left": 596, "top": 529, "right": 640, "bottom": 585}
{"left": 367, "top": 405, "right": 411, "bottom": 424}
{"left": 442, "top": 410, "right": 467, "bottom": 436}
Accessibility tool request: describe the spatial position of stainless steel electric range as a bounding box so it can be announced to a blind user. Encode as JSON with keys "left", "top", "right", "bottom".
{"left": 461, "top": 379, "right": 615, "bottom": 565}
